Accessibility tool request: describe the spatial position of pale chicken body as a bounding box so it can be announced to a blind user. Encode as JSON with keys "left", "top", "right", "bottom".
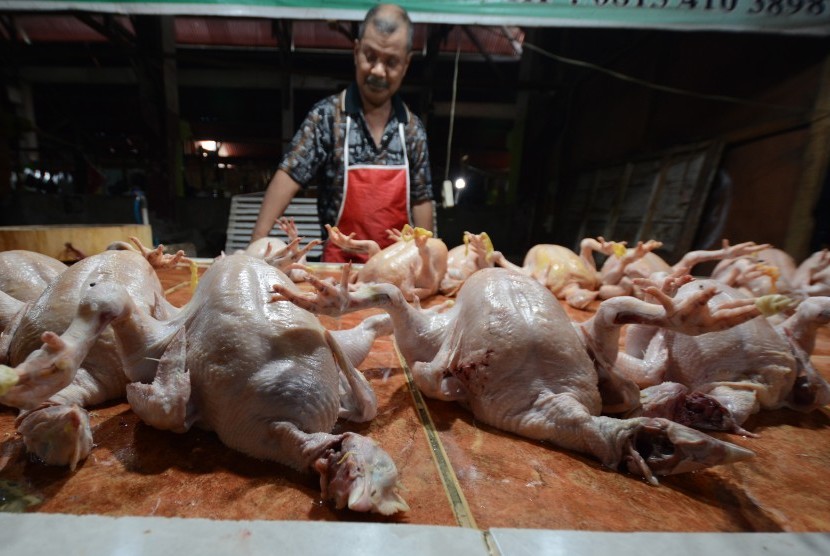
{"left": 356, "top": 236, "right": 448, "bottom": 301}
{"left": 0, "top": 252, "right": 405, "bottom": 514}
{"left": 0, "top": 249, "right": 178, "bottom": 468}
{"left": 439, "top": 232, "right": 494, "bottom": 296}
{"left": 791, "top": 250, "right": 830, "bottom": 296}
{"left": 614, "top": 280, "right": 830, "bottom": 433}
{"left": 326, "top": 224, "right": 448, "bottom": 301}
{"left": 520, "top": 244, "right": 599, "bottom": 295}
{"left": 0, "top": 250, "right": 67, "bottom": 303}
{"left": 494, "top": 244, "right": 600, "bottom": 309}
{"left": 711, "top": 247, "right": 796, "bottom": 297}
{"left": 1, "top": 251, "right": 66, "bottom": 344}
{"left": 143, "top": 255, "right": 406, "bottom": 514}
{"left": 599, "top": 251, "right": 670, "bottom": 298}
{"left": 274, "top": 267, "right": 754, "bottom": 484}
{"left": 413, "top": 270, "right": 603, "bottom": 425}
{"left": 7, "top": 249, "right": 176, "bottom": 385}
{"left": 244, "top": 237, "right": 290, "bottom": 259}
{"left": 176, "top": 254, "right": 369, "bottom": 459}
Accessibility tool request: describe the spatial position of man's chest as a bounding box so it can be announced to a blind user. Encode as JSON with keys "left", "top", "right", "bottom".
{"left": 341, "top": 117, "right": 406, "bottom": 165}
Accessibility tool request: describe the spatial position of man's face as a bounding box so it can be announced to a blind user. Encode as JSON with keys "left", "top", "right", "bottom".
{"left": 354, "top": 23, "right": 411, "bottom": 109}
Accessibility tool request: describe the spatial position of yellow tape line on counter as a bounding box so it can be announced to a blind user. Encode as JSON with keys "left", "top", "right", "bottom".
{"left": 395, "top": 341, "right": 478, "bottom": 530}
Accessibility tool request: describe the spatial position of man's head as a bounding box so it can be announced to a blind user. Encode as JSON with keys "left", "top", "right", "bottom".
{"left": 354, "top": 4, "right": 413, "bottom": 110}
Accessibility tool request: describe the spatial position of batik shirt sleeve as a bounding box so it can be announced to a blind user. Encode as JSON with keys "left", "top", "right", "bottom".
{"left": 278, "top": 96, "right": 337, "bottom": 188}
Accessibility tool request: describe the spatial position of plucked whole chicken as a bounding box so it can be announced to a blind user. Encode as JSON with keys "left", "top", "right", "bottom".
{"left": 326, "top": 224, "right": 448, "bottom": 301}
{"left": 593, "top": 239, "right": 768, "bottom": 300}
{"left": 713, "top": 246, "right": 830, "bottom": 299}
{"left": 272, "top": 266, "right": 755, "bottom": 485}
{"left": 0, "top": 241, "right": 186, "bottom": 468}
{"left": 439, "top": 231, "right": 496, "bottom": 296}
{"left": 0, "top": 250, "right": 67, "bottom": 303}
{"left": 603, "top": 277, "right": 830, "bottom": 434}
{"left": 0, "top": 248, "right": 405, "bottom": 515}
{"left": 491, "top": 243, "right": 603, "bottom": 309}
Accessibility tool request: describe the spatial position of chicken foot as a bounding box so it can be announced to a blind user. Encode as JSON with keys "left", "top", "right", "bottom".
{"left": 489, "top": 389, "right": 753, "bottom": 486}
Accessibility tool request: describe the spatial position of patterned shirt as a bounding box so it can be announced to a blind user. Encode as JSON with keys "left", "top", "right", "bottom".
{"left": 278, "top": 82, "right": 433, "bottom": 230}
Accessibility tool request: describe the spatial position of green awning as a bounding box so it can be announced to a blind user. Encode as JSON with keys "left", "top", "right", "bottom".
{"left": 0, "top": 0, "right": 827, "bottom": 35}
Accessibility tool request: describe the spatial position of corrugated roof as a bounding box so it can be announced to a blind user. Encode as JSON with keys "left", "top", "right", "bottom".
{"left": 4, "top": 14, "right": 522, "bottom": 57}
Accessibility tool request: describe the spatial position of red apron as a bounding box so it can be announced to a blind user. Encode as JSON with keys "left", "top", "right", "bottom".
{"left": 322, "top": 110, "right": 411, "bottom": 263}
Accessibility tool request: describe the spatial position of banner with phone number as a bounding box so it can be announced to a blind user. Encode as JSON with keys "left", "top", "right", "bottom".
{"left": 1, "top": 0, "right": 827, "bottom": 35}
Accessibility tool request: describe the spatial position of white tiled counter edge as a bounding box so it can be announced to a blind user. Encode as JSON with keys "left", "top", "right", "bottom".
{"left": 1, "top": 514, "right": 828, "bottom": 556}
{"left": 489, "top": 528, "right": 830, "bottom": 556}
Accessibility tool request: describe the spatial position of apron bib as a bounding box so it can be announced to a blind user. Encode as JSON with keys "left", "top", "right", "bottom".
{"left": 323, "top": 111, "right": 411, "bottom": 263}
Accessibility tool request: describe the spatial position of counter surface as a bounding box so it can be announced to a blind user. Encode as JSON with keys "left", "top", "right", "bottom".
{"left": 1, "top": 264, "right": 828, "bottom": 534}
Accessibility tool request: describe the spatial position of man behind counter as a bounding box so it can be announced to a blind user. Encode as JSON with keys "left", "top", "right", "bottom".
{"left": 250, "top": 3, "right": 435, "bottom": 263}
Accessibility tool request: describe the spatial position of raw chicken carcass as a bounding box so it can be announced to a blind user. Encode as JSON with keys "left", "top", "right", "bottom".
{"left": 326, "top": 224, "right": 448, "bottom": 301}
{"left": 0, "top": 251, "right": 406, "bottom": 515}
{"left": 711, "top": 247, "right": 797, "bottom": 297}
{"left": 0, "top": 239, "right": 187, "bottom": 467}
{"left": 1, "top": 251, "right": 68, "bottom": 357}
{"left": 790, "top": 250, "right": 830, "bottom": 296}
{"left": 593, "top": 239, "right": 768, "bottom": 300}
{"left": 272, "top": 267, "right": 755, "bottom": 485}
{"left": 0, "top": 250, "right": 67, "bottom": 303}
{"left": 588, "top": 239, "right": 668, "bottom": 299}
{"left": 492, "top": 243, "right": 604, "bottom": 309}
{"left": 713, "top": 247, "right": 830, "bottom": 299}
{"left": 604, "top": 276, "right": 830, "bottom": 434}
{"left": 439, "top": 232, "right": 495, "bottom": 296}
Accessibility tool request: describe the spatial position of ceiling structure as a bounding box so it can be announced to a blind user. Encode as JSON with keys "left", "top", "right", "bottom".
{"left": 2, "top": 13, "right": 523, "bottom": 56}
{"left": 1, "top": 6, "right": 828, "bottom": 259}
{"left": 0, "top": 11, "right": 525, "bottom": 200}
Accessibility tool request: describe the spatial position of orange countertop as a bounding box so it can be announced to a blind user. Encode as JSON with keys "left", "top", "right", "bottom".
{"left": 1, "top": 264, "right": 828, "bottom": 532}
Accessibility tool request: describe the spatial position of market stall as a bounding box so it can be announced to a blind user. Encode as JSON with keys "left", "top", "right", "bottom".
{"left": 0, "top": 2, "right": 829, "bottom": 555}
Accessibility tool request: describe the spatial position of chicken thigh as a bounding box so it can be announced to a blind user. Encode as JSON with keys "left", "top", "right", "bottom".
{"left": 272, "top": 267, "right": 754, "bottom": 485}
{"left": 0, "top": 252, "right": 405, "bottom": 514}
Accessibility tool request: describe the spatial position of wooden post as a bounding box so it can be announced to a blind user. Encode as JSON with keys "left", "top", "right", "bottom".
{"left": 133, "top": 15, "right": 180, "bottom": 220}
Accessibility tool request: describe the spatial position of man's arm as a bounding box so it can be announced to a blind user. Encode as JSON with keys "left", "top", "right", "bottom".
{"left": 412, "top": 199, "right": 435, "bottom": 234}
{"left": 251, "top": 169, "right": 302, "bottom": 242}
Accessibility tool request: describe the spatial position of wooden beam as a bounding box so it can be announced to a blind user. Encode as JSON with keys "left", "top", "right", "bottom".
{"left": 420, "top": 24, "right": 452, "bottom": 128}
{"left": 432, "top": 101, "right": 515, "bottom": 119}
{"left": 132, "top": 15, "right": 180, "bottom": 216}
{"left": 73, "top": 12, "right": 135, "bottom": 49}
{"left": 272, "top": 19, "right": 294, "bottom": 146}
